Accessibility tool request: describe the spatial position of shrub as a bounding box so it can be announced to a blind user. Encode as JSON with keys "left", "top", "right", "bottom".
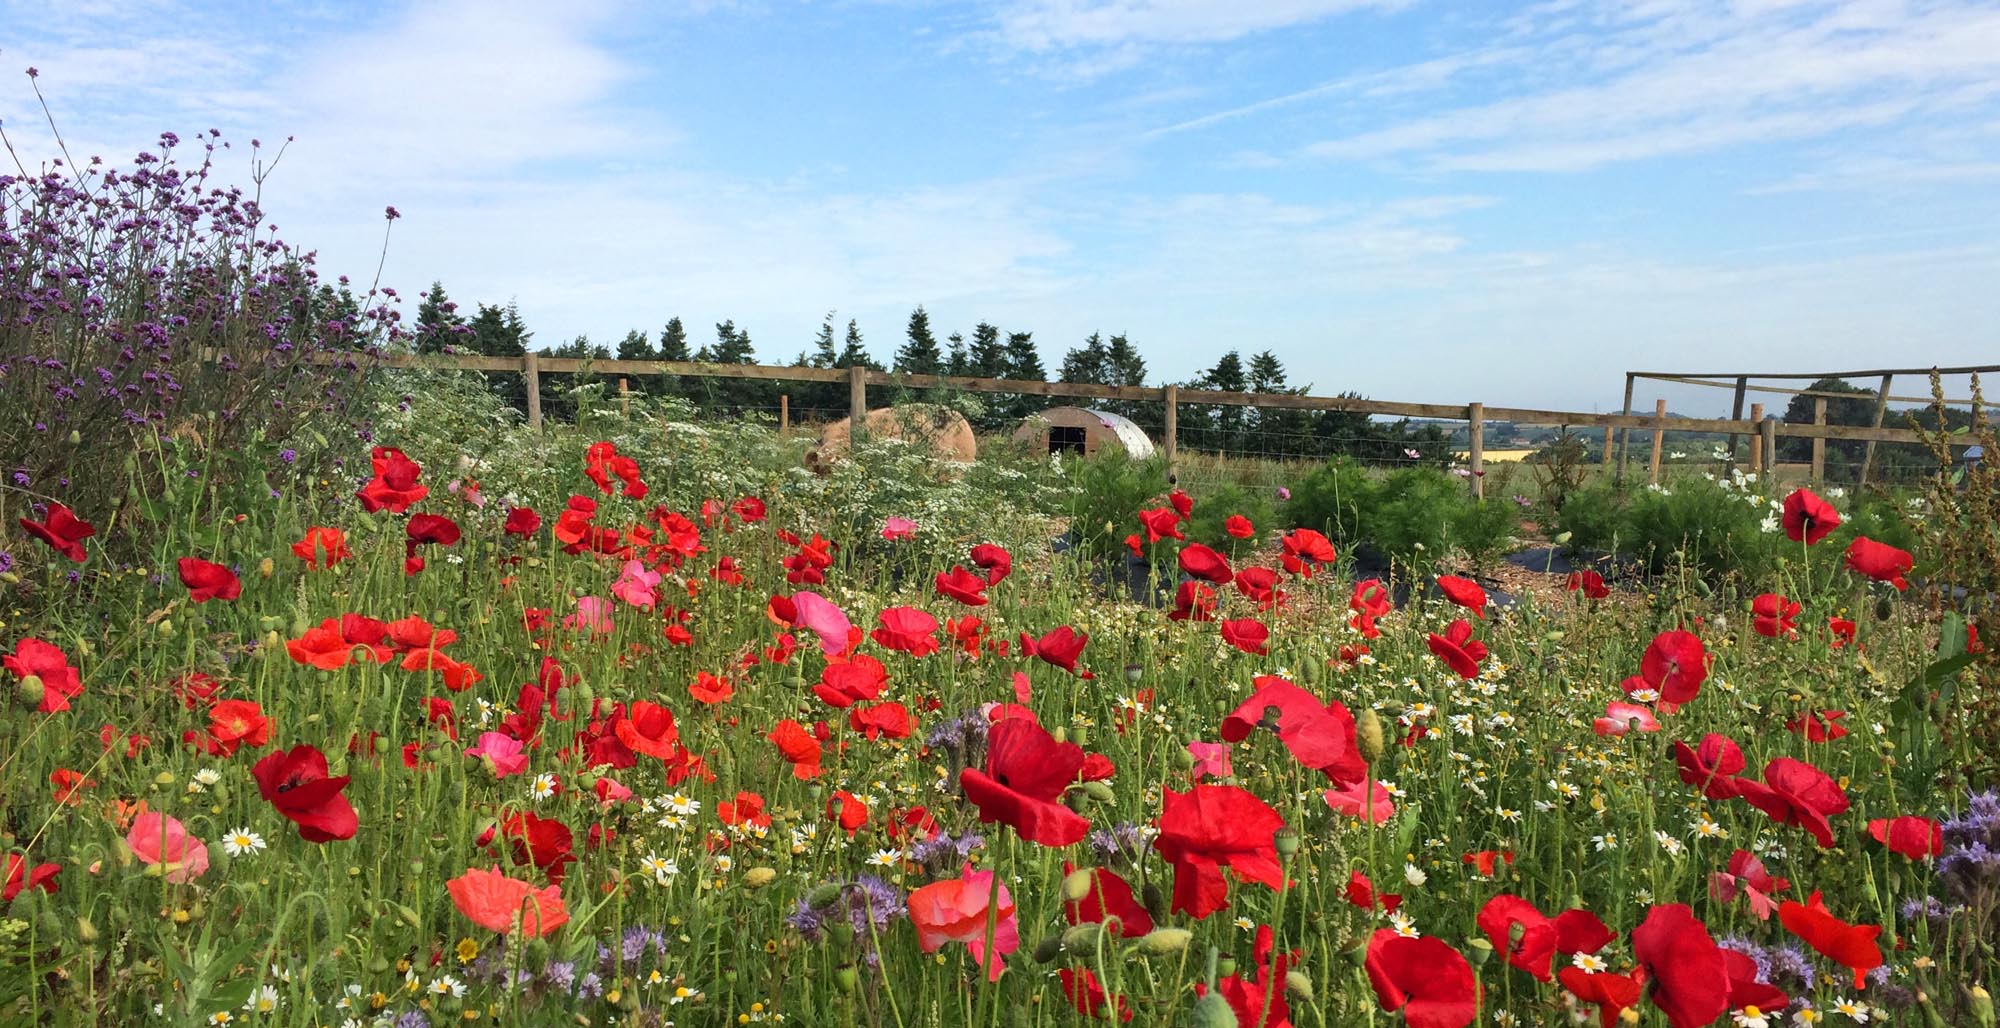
{"left": 1061, "top": 449, "right": 1170, "bottom": 559}
{"left": 1181, "top": 481, "right": 1275, "bottom": 548}
{"left": 1556, "top": 481, "right": 1626, "bottom": 554}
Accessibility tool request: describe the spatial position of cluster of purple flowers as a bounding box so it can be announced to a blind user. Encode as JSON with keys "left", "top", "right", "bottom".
{"left": 786, "top": 875, "right": 907, "bottom": 966}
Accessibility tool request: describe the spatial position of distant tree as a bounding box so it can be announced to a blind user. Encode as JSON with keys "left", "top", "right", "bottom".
{"left": 1247, "top": 349, "right": 1311, "bottom": 453}
{"left": 1778, "top": 377, "right": 1874, "bottom": 470}
{"left": 413, "top": 282, "right": 466, "bottom": 354}
{"left": 837, "top": 319, "right": 879, "bottom": 370}
{"left": 895, "top": 305, "right": 944, "bottom": 376}
{"left": 1184, "top": 351, "right": 1249, "bottom": 453}
{"left": 463, "top": 301, "right": 528, "bottom": 412}
{"left": 657, "top": 317, "right": 691, "bottom": 361}
{"left": 616, "top": 329, "right": 655, "bottom": 362}
{"left": 692, "top": 321, "right": 768, "bottom": 413}
{"left": 811, "top": 315, "right": 839, "bottom": 368}
{"left": 994, "top": 330, "right": 1048, "bottom": 423}
{"left": 1101, "top": 332, "right": 1153, "bottom": 430}
{"left": 1060, "top": 332, "right": 1109, "bottom": 384}
{"left": 310, "top": 284, "right": 364, "bottom": 347}
{"left": 968, "top": 322, "right": 1007, "bottom": 378}
{"left": 946, "top": 332, "right": 969, "bottom": 377}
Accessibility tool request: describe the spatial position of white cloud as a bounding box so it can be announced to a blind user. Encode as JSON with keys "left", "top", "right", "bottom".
{"left": 990, "top": 0, "right": 1407, "bottom": 52}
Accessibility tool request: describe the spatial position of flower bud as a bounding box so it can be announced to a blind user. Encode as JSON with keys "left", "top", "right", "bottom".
{"left": 1215, "top": 955, "right": 1236, "bottom": 978}
{"left": 1190, "top": 993, "right": 1239, "bottom": 1028}
{"left": 743, "top": 867, "right": 777, "bottom": 890}
{"left": 1050, "top": 726, "right": 1068, "bottom": 743}
{"left": 1072, "top": 726, "right": 1091, "bottom": 747}
{"left": 1465, "top": 938, "right": 1493, "bottom": 967}
{"left": 1137, "top": 928, "right": 1192, "bottom": 955}
{"left": 1355, "top": 709, "right": 1385, "bottom": 766}
{"left": 1969, "top": 985, "right": 1995, "bottom": 1028}
{"left": 805, "top": 883, "right": 844, "bottom": 907}
{"left": 1142, "top": 882, "right": 1168, "bottom": 922}
{"left": 1031, "top": 935, "right": 1066, "bottom": 963}
{"left": 76, "top": 915, "right": 99, "bottom": 944}
{"left": 16, "top": 674, "right": 45, "bottom": 708}
{"left": 835, "top": 965, "right": 858, "bottom": 993}
{"left": 1283, "top": 970, "right": 1314, "bottom": 1004}
{"left": 1174, "top": 746, "right": 1197, "bottom": 769}
{"left": 156, "top": 619, "right": 174, "bottom": 637}
{"left": 1061, "top": 868, "right": 1095, "bottom": 903}
{"left": 258, "top": 558, "right": 275, "bottom": 578}
{"left": 1060, "top": 923, "right": 1105, "bottom": 952}
{"left": 1080, "top": 781, "right": 1115, "bottom": 804}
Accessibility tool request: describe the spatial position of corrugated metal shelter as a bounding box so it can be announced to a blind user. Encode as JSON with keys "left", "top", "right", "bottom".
{"left": 1012, "top": 407, "right": 1156, "bottom": 459}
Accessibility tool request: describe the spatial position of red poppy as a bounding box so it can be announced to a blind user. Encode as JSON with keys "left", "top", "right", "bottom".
{"left": 1135, "top": 506, "right": 1183, "bottom": 544}
{"left": 1626, "top": 630, "right": 1708, "bottom": 711}
{"left": 1710, "top": 849, "right": 1790, "bottom": 921}
{"left": 1720, "top": 948, "right": 1789, "bottom": 1011}
{"left": 486, "top": 811, "right": 577, "bottom": 883}
{"left": 1559, "top": 966, "right": 1643, "bottom": 1028}
{"left": 583, "top": 441, "right": 648, "bottom": 498}
{"left": 1278, "top": 529, "right": 1336, "bottom": 578}
{"left": 406, "top": 513, "right": 461, "bottom": 547}
{"left": 1780, "top": 487, "right": 1841, "bottom": 545}
{"left": 828, "top": 790, "right": 870, "bottom": 836}
{"left": 718, "top": 791, "right": 771, "bottom": 829}
{"left": 1426, "top": 619, "right": 1487, "bottom": 679}
{"left": 292, "top": 526, "right": 353, "bottom": 569}
{"left": 1224, "top": 514, "right": 1255, "bottom": 539}
{"left": 170, "top": 671, "right": 223, "bottom": 709}
{"left": 250, "top": 743, "right": 358, "bottom": 842}
{"left": 1020, "top": 626, "right": 1089, "bottom": 675}
{"left": 850, "top": 700, "right": 914, "bottom": 740}
{"left": 1062, "top": 861, "right": 1153, "bottom": 937}
{"left": 1475, "top": 894, "right": 1616, "bottom": 982}
{"left": 934, "top": 566, "right": 990, "bottom": 606}
{"left": 1737, "top": 757, "right": 1849, "bottom": 849}
{"left": 5, "top": 638, "right": 84, "bottom": 714}
{"left": 1169, "top": 581, "right": 1218, "bottom": 622}
{"left": 872, "top": 607, "right": 941, "bottom": 657}
{"left": 1752, "top": 593, "right": 1800, "bottom": 638}
{"left": 1435, "top": 575, "right": 1487, "bottom": 618}
{"left": 176, "top": 557, "right": 240, "bottom": 603}
{"left": 1060, "top": 969, "right": 1132, "bottom": 1022}
{"left": 688, "top": 671, "right": 734, "bottom": 705}
{"left": 19, "top": 502, "right": 94, "bottom": 562}
{"left": 356, "top": 446, "right": 428, "bottom": 513}
{"left": 447, "top": 865, "right": 567, "bottom": 937}
{"left": 959, "top": 716, "right": 1089, "bottom": 846}
{"left": 1672, "top": 733, "right": 1748, "bottom": 800}
{"left": 1827, "top": 617, "right": 1858, "bottom": 649}
{"left": 1779, "top": 891, "right": 1882, "bottom": 990}
{"left": 50, "top": 768, "right": 94, "bottom": 805}
{"left": 503, "top": 506, "right": 541, "bottom": 537}
{"left": 1169, "top": 489, "right": 1194, "bottom": 518}
{"left": 614, "top": 701, "right": 681, "bottom": 760}
{"left": 2, "top": 850, "right": 61, "bottom": 905}
{"left": 1844, "top": 536, "right": 1913, "bottom": 591}
{"left": 1868, "top": 815, "right": 1943, "bottom": 859}
{"left": 1565, "top": 570, "right": 1610, "bottom": 599}
{"left": 1220, "top": 675, "right": 1366, "bottom": 786}
{"left": 1201, "top": 923, "right": 1300, "bottom": 1028}
{"left": 1153, "top": 784, "right": 1285, "bottom": 919}
{"left": 186, "top": 699, "right": 272, "bottom": 756}
{"left": 1461, "top": 850, "right": 1514, "bottom": 878}
{"left": 1351, "top": 578, "right": 1393, "bottom": 618}
{"left": 1234, "top": 567, "right": 1284, "bottom": 610}
{"left": 1630, "top": 904, "right": 1729, "bottom": 1028}
{"left": 1784, "top": 709, "right": 1848, "bottom": 742}
{"left": 1343, "top": 870, "right": 1401, "bottom": 913}
{"left": 1178, "top": 543, "right": 1234, "bottom": 585}
{"left": 731, "top": 495, "right": 767, "bottom": 522}
{"left": 1363, "top": 930, "right": 1479, "bottom": 1028}
{"left": 815, "top": 654, "right": 888, "bottom": 708}
{"left": 970, "top": 543, "right": 1012, "bottom": 585}
{"left": 769, "top": 719, "right": 824, "bottom": 779}
{"left": 1220, "top": 617, "right": 1270, "bottom": 655}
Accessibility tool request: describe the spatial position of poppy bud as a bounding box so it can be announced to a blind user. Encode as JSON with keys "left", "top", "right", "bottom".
{"left": 1060, "top": 923, "right": 1105, "bottom": 951}
{"left": 1283, "top": 970, "right": 1313, "bottom": 1004}
{"left": 0, "top": 570, "right": 16, "bottom": 584}
{"left": 1216, "top": 955, "right": 1236, "bottom": 978}
{"left": 805, "top": 883, "right": 844, "bottom": 907}
{"left": 1465, "top": 938, "right": 1493, "bottom": 967}
{"left": 743, "top": 867, "right": 777, "bottom": 890}
{"left": 1174, "top": 745, "right": 1197, "bottom": 769}
{"left": 1138, "top": 928, "right": 1192, "bottom": 955}
{"left": 1142, "top": 882, "right": 1168, "bottom": 922}
{"left": 396, "top": 904, "right": 421, "bottom": 929}
{"left": 156, "top": 619, "right": 174, "bottom": 637}
{"left": 1875, "top": 596, "right": 1895, "bottom": 622}
{"left": 16, "top": 674, "right": 45, "bottom": 708}
{"left": 1190, "top": 993, "right": 1237, "bottom": 1028}
{"left": 1051, "top": 726, "right": 1068, "bottom": 743}
{"left": 1342, "top": 940, "right": 1368, "bottom": 966}
{"left": 1355, "top": 709, "right": 1385, "bottom": 765}
{"left": 1031, "top": 935, "right": 1066, "bottom": 963}
{"left": 1080, "top": 781, "right": 1115, "bottom": 804}
{"left": 1553, "top": 531, "right": 1572, "bottom": 545}
{"left": 1061, "top": 868, "right": 1095, "bottom": 902}
{"left": 76, "top": 915, "right": 99, "bottom": 944}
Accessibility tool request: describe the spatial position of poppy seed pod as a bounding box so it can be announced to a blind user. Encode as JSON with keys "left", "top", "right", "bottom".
{"left": 1216, "top": 955, "right": 1236, "bottom": 978}
{"left": 1274, "top": 827, "right": 1301, "bottom": 857}
{"left": 1072, "top": 726, "right": 1092, "bottom": 747}
{"left": 835, "top": 964, "right": 857, "bottom": 993}
{"left": 1465, "top": 937, "right": 1493, "bottom": 967}
{"left": 1123, "top": 663, "right": 1143, "bottom": 683}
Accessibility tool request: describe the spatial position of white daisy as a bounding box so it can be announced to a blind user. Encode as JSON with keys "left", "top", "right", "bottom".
{"left": 221, "top": 829, "right": 266, "bottom": 858}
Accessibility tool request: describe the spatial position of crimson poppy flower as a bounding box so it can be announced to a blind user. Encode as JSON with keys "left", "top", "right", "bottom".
{"left": 1344, "top": 870, "right": 1401, "bottom": 913}
{"left": 815, "top": 654, "right": 888, "bottom": 708}
{"left": 1751, "top": 593, "right": 1799, "bottom": 638}
{"left": 826, "top": 790, "right": 869, "bottom": 835}
{"left": 934, "top": 566, "right": 990, "bottom": 606}
{"left": 873, "top": 606, "right": 941, "bottom": 657}
{"left": 1234, "top": 567, "right": 1284, "bottom": 610}
{"left": 285, "top": 620, "right": 352, "bottom": 670}
{"left": 1224, "top": 514, "right": 1255, "bottom": 539}
{"left": 406, "top": 513, "right": 461, "bottom": 547}
{"left": 5, "top": 638, "right": 84, "bottom": 714}
{"left": 1060, "top": 968, "right": 1132, "bottom": 1022}
{"left": 969, "top": 542, "right": 1011, "bottom": 585}
{"left": 1220, "top": 675, "right": 1367, "bottom": 786}
{"left": 1785, "top": 709, "right": 1848, "bottom": 742}
{"left": 614, "top": 701, "right": 681, "bottom": 760}
{"left": 1169, "top": 581, "right": 1218, "bottom": 622}
{"left": 176, "top": 557, "right": 240, "bottom": 603}
{"left": 251, "top": 743, "right": 358, "bottom": 842}
{"left": 1720, "top": 947, "right": 1789, "bottom": 1012}
{"left": 356, "top": 446, "right": 428, "bottom": 513}
{"left": 1476, "top": 895, "right": 1616, "bottom": 982}
{"left": 959, "top": 717, "right": 1089, "bottom": 846}
{"left": 1325, "top": 778, "right": 1395, "bottom": 824}
{"left": 1559, "top": 966, "right": 1643, "bottom": 1028}
{"left": 503, "top": 506, "right": 541, "bottom": 537}
{"left": 1630, "top": 904, "right": 1729, "bottom": 1028}
{"left": 50, "top": 767, "right": 93, "bottom": 805}
{"left": 1435, "top": 575, "right": 1487, "bottom": 618}
{"left": 1178, "top": 543, "right": 1233, "bottom": 585}
{"left": 583, "top": 441, "right": 648, "bottom": 498}
{"left": 1780, "top": 487, "right": 1841, "bottom": 544}
{"left": 1220, "top": 617, "right": 1270, "bottom": 655}
{"left": 1462, "top": 850, "right": 1514, "bottom": 878}
{"left": 478, "top": 811, "right": 577, "bottom": 883}
{"left": 1351, "top": 578, "right": 1393, "bottom": 618}
{"left": 186, "top": 699, "right": 272, "bottom": 756}
{"left": 1625, "top": 630, "right": 1708, "bottom": 711}
{"left": 1154, "top": 785, "right": 1285, "bottom": 919}
{"left": 292, "top": 526, "right": 352, "bottom": 568}
{"left": 729, "top": 495, "right": 767, "bottom": 522}
{"left": 3, "top": 852, "right": 60, "bottom": 903}
{"left": 1062, "top": 861, "right": 1153, "bottom": 937}
{"left": 718, "top": 791, "right": 771, "bottom": 829}
{"left": 1278, "top": 529, "right": 1336, "bottom": 578}
{"left": 1426, "top": 618, "right": 1487, "bottom": 679}
{"left": 402, "top": 648, "right": 483, "bottom": 692}
{"left": 1201, "top": 923, "right": 1300, "bottom": 1028}
{"left": 850, "top": 700, "right": 914, "bottom": 740}
{"left": 1020, "top": 625, "right": 1088, "bottom": 675}
{"left": 1672, "top": 733, "right": 1748, "bottom": 800}
{"left": 1779, "top": 891, "right": 1882, "bottom": 990}
{"left": 769, "top": 719, "right": 824, "bottom": 779}
{"left": 1565, "top": 569, "right": 1610, "bottom": 599}
{"left": 1135, "top": 506, "right": 1183, "bottom": 544}
{"left": 1844, "top": 536, "right": 1913, "bottom": 591}
{"left": 1737, "top": 757, "right": 1849, "bottom": 849}
{"left": 447, "top": 865, "right": 567, "bottom": 937}
{"left": 688, "top": 671, "right": 734, "bottom": 705}
{"left": 1166, "top": 488, "right": 1193, "bottom": 518}
{"left": 1710, "top": 848, "right": 1790, "bottom": 921}
{"left": 19, "top": 502, "right": 94, "bottom": 562}
{"left": 1868, "top": 815, "right": 1943, "bottom": 859}
{"left": 1364, "top": 930, "right": 1478, "bottom": 1028}
{"left": 1827, "top": 617, "right": 1858, "bottom": 649}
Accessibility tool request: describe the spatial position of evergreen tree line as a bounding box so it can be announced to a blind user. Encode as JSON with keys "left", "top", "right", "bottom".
{"left": 406, "top": 282, "right": 1456, "bottom": 464}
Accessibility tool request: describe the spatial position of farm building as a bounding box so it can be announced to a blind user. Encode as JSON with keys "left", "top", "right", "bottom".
{"left": 1012, "top": 407, "right": 1156, "bottom": 458}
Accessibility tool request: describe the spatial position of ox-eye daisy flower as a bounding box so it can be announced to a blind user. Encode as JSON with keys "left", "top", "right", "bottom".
{"left": 221, "top": 829, "right": 266, "bottom": 858}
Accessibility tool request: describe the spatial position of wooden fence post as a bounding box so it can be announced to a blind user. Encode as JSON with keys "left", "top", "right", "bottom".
{"left": 1616, "top": 373, "right": 1637, "bottom": 484}
{"left": 1648, "top": 398, "right": 1668, "bottom": 485}
{"left": 1748, "top": 402, "right": 1764, "bottom": 473}
{"left": 1467, "top": 402, "right": 1485, "bottom": 500}
{"left": 523, "top": 353, "right": 542, "bottom": 431}
{"left": 1726, "top": 376, "right": 1748, "bottom": 466}
{"left": 779, "top": 393, "right": 790, "bottom": 435}
{"left": 618, "top": 377, "right": 629, "bottom": 415}
{"left": 1761, "top": 413, "right": 1777, "bottom": 483}
{"left": 1162, "top": 384, "right": 1179, "bottom": 480}
{"left": 847, "top": 365, "right": 867, "bottom": 427}
{"left": 1811, "top": 398, "right": 1827, "bottom": 482}
{"left": 1601, "top": 424, "right": 1615, "bottom": 471}
{"left": 1859, "top": 373, "right": 1894, "bottom": 486}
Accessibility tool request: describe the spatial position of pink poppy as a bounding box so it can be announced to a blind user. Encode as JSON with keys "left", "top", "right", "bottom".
{"left": 127, "top": 812, "right": 209, "bottom": 884}
{"left": 1187, "top": 741, "right": 1233, "bottom": 780}
{"left": 610, "top": 560, "right": 661, "bottom": 609}
{"left": 881, "top": 517, "right": 918, "bottom": 541}
{"left": 467, "top": 732, "right": 530, "bottom": 778}
{"left": 1324, "top": 778, "right": 1396, "bottom": 825}
{"left": 907, "top": 865, "right": 1019, "bottom": 982}
{"left": 563, "top": 596, "right": 615, "bottom": 637}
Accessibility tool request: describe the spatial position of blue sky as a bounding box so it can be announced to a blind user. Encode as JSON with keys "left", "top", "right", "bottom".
{"left": 5, "top": 0, "right": 1999, "bottom": 412}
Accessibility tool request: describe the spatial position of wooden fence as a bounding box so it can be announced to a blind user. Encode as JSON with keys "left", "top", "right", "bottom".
{"left": 362, "top": 351, "right": 1979, "bottom": 491}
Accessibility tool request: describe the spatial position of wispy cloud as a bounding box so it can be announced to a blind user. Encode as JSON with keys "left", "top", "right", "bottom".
{"left": 989, "top": 0, "right": 1407, "bottom": 52}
